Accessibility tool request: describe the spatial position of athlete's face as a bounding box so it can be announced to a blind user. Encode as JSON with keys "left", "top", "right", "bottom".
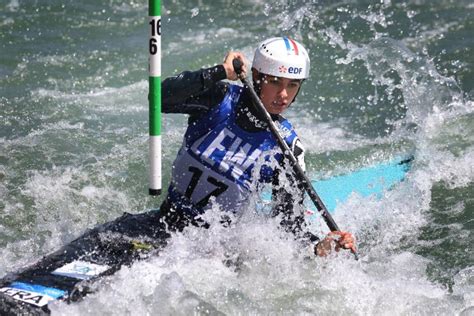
{"left": 259, "top": 75, "right": 302, "bottom": 115}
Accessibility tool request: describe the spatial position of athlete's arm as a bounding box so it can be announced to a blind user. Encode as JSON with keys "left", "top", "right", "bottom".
{"left": 162, "top": 65, "right": 227, "bottom": 115}
{"left": 271, "top": 137, "right": 319, "bottom": 243}
{"left": 162, "top": 52, "right": 247, "bottom": 117}
{"left": 271, "top": 142, "right": 357, "bottom": 257}
{"left": 272, "top": 171, "right": 319, "bottom": 242}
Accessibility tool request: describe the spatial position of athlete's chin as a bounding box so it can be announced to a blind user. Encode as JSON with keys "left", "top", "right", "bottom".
{"left": 268, "top": 110, "right": 283, "bottom": 115}
{"left": 263, "top": 104, "right": 287, "bottom": 115}
{"left": 268, "top": 107, "right": 287, "bottom": 115}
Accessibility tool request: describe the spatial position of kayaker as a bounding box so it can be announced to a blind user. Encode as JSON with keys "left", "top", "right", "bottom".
{"left": 157, "top": 37, "right": 356, "bottom": 257}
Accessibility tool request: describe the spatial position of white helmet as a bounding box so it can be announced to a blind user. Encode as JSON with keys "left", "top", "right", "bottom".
{"left": 252, "top": 37, "right": 310, "bottom": 80}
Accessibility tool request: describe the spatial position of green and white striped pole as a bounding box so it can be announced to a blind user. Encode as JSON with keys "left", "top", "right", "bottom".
{"left": 148, "top": 0, "right": 161, "bottom": 196}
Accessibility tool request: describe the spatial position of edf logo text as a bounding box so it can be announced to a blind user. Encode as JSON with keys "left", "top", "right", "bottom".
{"left": 288, "top": 67, "right": 302, "bottom": 74}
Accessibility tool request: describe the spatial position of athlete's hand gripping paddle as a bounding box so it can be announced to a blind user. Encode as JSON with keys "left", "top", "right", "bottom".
{"left": 232, "top": 58, "right": 358, "bottom": 260}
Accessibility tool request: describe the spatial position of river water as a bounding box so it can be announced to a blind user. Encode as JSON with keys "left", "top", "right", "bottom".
{"left": 1, "top": 0, "right": 473, "bottom": 315}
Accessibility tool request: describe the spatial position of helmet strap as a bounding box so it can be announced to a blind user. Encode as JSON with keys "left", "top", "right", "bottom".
{"left": 251, "top": 68, "right": 264, "bottom": 97}
{"left": 292, "top": 79, "right": 305, "bottom": 104}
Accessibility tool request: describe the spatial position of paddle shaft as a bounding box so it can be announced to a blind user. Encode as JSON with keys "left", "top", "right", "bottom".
{"left": 232, "top": 59, "right": 340, "bottom": 232}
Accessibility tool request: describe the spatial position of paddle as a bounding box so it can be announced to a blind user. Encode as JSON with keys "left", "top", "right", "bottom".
{"left": 232, "top": 59, "right": 358, "bottom": 259}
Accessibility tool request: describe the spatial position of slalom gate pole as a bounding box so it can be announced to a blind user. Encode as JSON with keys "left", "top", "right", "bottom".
{"left": 148, "top": 0, "right": 161, "bottom": 196}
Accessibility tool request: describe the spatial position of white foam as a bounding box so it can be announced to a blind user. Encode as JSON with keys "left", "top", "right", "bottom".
{"left": 32, "top": 80, "right": 147, "bottom": 106}
{"left": 6, "top": 0, "right": 19, "bottom": 12}
{"left": 13, "top": 166, "right": 132, "bottom": 256}
{"left": 50, "top": 196, "right": 467, "bottom": 315}
{"left": 294, "top": 117, "right": 377, "bottom": 154}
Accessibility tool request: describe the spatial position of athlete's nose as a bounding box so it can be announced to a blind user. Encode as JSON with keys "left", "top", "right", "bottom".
{"left": 278, "top": 87, "right": 288, "bottom": 100}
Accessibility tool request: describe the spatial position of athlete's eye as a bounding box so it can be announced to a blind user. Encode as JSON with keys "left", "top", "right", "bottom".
{"left": 288, "top": 82, "right": 300, "bottom": 89}
{"left": 269, "top": 77, "right": 280, "bottom": 85}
